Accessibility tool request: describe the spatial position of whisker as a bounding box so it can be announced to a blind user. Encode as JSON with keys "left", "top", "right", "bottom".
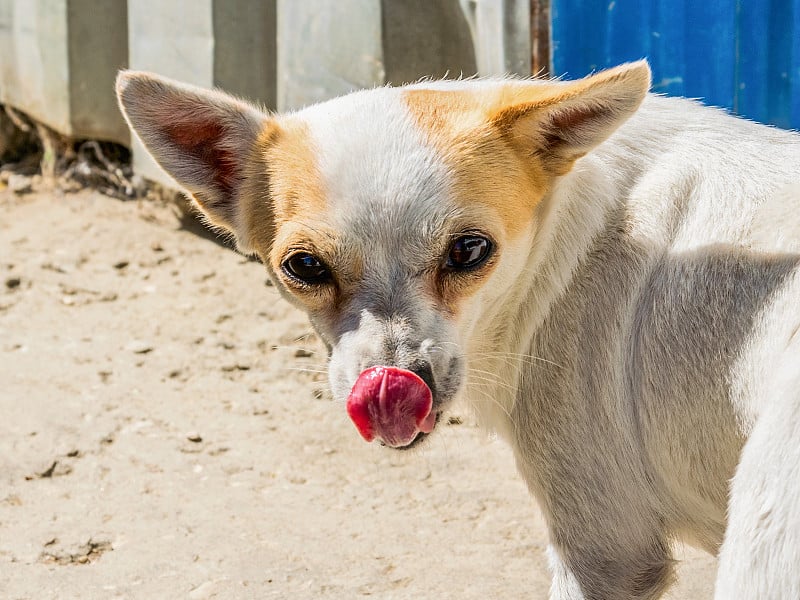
{"left": 423, "top": 340, "right": 562, "bottom": 369}
{"left": 468, "top": 367, "right": 508, "bottom": 379}
{"left": 466, "top": 371, "right": 518, "bottom": 397}
{"left": 469, "top": 351, "right": 563, "bottom": 369}
{"left": 281, "top": 367, "right": 329, "bottom": 375}
{"left": 270, "top": 344, "right": 324, "bottom": 353}
{"left": 468, "top": 385, "right": 513, "bottom": 420}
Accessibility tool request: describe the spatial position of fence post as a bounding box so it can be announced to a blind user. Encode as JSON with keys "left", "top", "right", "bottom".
{"left": 126, "top": 0, "right": 277, "bottom": 188}
{"left": 0, "top": 0, "right": 128, "bottom": 144}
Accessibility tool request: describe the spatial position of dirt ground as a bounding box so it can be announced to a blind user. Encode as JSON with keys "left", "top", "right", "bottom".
{"left": 0, "top": 185, "right": 718, "bottom": 598}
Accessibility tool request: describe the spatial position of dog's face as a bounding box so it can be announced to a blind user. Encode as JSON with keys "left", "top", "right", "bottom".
{"left": 117, "top": 63, "right": 649, "bottom": 448}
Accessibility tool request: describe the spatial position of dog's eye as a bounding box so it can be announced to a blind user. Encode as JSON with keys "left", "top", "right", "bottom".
{"left": 282, "top": 253, "right": 331, "bottom": 284}
{"left": 446, "top": 235, "right": 493, "bottom": 270}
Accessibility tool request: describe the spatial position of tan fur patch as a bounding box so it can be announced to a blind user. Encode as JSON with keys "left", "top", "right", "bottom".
{"left": 263, "top": 118, "right": 328, "bottom": 226}
{"left": 404, "top": 83, "right": 565, "bottom": 138}
{"left": 404, "top": 85, "right": 555, "bottom": 240}
{"left": 403, "top": 82, "right": 582, "bottom": 314}
{"left": 238, "top": 120, "right": 281, "bottom": 259}
{"left": 244, "top": 118, "right": 364, "bottom": 313}
{"left": 242, "top": 118, "right": 330, "bottom": 261}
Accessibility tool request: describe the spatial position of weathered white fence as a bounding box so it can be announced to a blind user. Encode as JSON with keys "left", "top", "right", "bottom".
{"left": 0, "top": 0, "right": 534, "bottom": 187}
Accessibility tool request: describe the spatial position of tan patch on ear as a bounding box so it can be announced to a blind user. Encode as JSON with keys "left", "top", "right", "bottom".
{"left": 404, "top": 62, "right": 650, "bottom": 237}
{"left": 489, "top": 61, "right": 651, "bottom": 133}
{"left": 490, "top": 61, "right": 650, "bottom": 176}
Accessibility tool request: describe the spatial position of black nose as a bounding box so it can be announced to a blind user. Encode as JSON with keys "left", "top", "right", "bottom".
{"left": 408, "top": 361, "right": 436, "bottom": 396}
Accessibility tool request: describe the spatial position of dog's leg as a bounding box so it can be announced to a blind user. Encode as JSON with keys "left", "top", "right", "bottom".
{"left": 514, "top": 453, "right": 674, "bottom": 599}
{"left": 715, "top": 362, "right": 800, "bottom": 599}
{"left": 543, "top": 535, "right": 673, "bottom": 600}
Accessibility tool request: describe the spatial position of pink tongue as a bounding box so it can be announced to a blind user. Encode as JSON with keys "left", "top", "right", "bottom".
{"left": 346, "top": 366, "right": 434, "bottom": 448}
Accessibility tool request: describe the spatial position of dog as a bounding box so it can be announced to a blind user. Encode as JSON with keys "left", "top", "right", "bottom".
{"left": 117, "top": 61, "right": 800, "bottom": 599}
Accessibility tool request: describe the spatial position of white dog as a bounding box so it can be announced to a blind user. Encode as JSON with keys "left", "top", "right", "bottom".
{"left": 117, "top": 61, "right": 800, "bottom": 598}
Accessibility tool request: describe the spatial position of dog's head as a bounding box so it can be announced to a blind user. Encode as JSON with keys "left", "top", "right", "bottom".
{"left": 117, "top": 62, "right": 649, "bottom": 448}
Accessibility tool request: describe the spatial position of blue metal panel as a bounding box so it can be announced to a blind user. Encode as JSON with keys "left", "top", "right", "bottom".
{"left": 551, "top": 0, "right": 800, "bottom": 129}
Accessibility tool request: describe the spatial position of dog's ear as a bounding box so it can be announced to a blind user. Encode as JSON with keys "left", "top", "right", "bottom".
{"left": 116, "top": 71, "right": 270, "bottom": 251}
{"left": 492, "top": 61, "right": 651, "bottom": 176}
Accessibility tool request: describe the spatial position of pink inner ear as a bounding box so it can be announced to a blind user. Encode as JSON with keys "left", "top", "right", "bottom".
{"left": 549, "top": 105, "right": 597, "bottom": 132}
{"left": 163, "top": 118, "right": 240, "bottom": 197}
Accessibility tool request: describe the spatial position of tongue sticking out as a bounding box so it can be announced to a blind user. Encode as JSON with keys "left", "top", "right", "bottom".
{"left": 346, "top": 366, "right": 435, "bottom": 448}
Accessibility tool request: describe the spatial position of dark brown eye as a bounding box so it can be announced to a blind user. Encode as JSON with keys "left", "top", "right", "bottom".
{"left": 282, "top": 253, "right": 331, "bottom": 284}
{"left": 446, "top": 235, "right": 493, "bottom": 270}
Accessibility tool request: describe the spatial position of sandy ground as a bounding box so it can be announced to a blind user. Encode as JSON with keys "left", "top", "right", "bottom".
{"left": 0, "top": 185, "right": 718, "bottom": 598}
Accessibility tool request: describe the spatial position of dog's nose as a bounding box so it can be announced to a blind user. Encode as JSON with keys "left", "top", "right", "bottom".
{"left": 408, "top": 361, "right": 436, "bottom": 396}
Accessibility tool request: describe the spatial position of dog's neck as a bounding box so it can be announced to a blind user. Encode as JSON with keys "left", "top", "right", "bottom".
{"left": 464, "top": 147, "right": 638, "bottom": 436}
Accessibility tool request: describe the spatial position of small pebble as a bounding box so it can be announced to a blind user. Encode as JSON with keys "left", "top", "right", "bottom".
{"left": 5, "top": 276, "right": 21, "bottom": 290}
{"left": 187, "top": 433, "right": 203, "bottom": 443}
{"left": 125, "top": 340, "right": 153, "bottom": 354}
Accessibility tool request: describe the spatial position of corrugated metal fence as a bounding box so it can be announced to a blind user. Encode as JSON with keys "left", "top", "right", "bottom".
{"left": 0, "top": 1, "right": 798, "bottom": 186}
{"left": 552, "top": 0, "right": 800, "bottom": 129}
